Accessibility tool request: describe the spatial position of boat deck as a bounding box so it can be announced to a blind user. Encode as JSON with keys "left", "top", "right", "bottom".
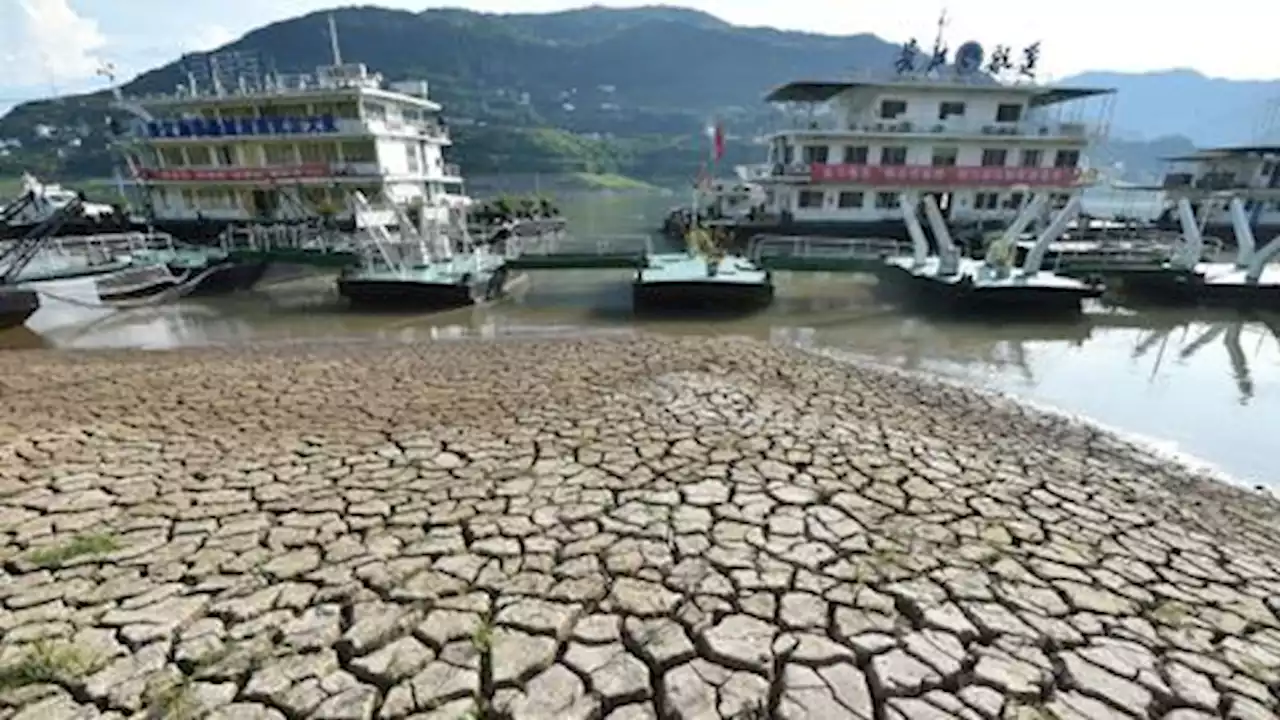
{"left": 1199, "top": 262, "right": 1280, "bottom": 287}
{"left": 639, "top": 253, "right": 769, "bottom": 285}
{"left": 888, "top": 257, "right": 1095, "bottom": 291}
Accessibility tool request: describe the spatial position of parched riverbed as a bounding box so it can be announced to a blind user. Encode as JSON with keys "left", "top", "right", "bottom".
{"left": 1, "top": 336, "right": 1278, "bottom": 719}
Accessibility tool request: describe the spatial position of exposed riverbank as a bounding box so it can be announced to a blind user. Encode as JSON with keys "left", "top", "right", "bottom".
{"left": 1, "top": 335, "right": 1278, "bottom": 719}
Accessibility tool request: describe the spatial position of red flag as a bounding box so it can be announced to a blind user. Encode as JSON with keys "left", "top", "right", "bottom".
{"left": 712, "top": 123, "right": 725, "bottom": 161}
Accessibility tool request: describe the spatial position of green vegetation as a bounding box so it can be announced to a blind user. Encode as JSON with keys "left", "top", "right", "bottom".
{"left": 570, "top": 173, "right": 657, "bottom": 191}
{"left": 0, "top": 6, "right": 876, "bottom": 183}
{"left": 26, "top": 532, "right": 121, "bottom": 569}
{"left": 469, "top": 193, "right": 560, "bottom": 223}
{"left": 0, "top": 5, "right": 1200, "bottom": 185}
{"left": 0, "top": 641, "right": 102, "bottom": 691}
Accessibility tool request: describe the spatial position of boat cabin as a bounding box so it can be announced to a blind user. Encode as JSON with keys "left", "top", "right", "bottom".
{"left": 113, "top": 49, "right": 468, "bottom": 229}
{"left": 755, "top": 40, "right": 1114, "bottom": 229}
{"left": 1155, "top": 146, "right": 1280, "bottom": 229}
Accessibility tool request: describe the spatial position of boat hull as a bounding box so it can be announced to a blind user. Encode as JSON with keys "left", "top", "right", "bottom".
{"left": 0, "top": 289, "right": 40, "bottom": 330}
{"left": 338, "top": 279, "right": 481, "bottom": 310}
{"left": 338, "top": 264, "right": 509, "bottom": 311}
{"left": 632, "top": 278, "right": 775, "bottom": 314}
{"left": 180, "top": 261, "right": 270, "bottom": 297}
{"left": 1102, "top": 269, "right": 1204, "bottom": 307}
{"left": 1195, "top": 283, "right": 1280, "bottom": 308}
{"left": 875, "top": 265, "right": 1099, "bottom": 318}
{"left": 98, "top": 280, "right": 179, "bottom": 303}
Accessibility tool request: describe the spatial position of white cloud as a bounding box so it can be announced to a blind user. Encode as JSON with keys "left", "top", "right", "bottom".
{"left": 14, "top": 0, "right": 107, "bottom": 83}
{"left": 190, "top": 24, "right": 236, "bottom": 52}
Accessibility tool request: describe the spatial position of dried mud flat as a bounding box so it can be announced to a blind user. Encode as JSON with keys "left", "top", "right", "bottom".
{"left": 1, "top": 335, "right": 1279, "bottom": 720}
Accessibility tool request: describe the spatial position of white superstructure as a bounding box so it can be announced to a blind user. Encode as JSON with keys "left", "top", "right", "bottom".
{"left": 753, "top": 35, "right": 1113, "bottom": 231}
{"left": 4, "top": 173, "right": 116, "bottom": 225}
{"left": 110, "top": 19, "right": 470, "bottom": 230}
{"left": 1153, "top": 145, "right": 1280, "bottom": 232}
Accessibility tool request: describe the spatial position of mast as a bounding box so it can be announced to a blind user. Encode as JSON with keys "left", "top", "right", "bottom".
{"left": 328, "top": 14, "right": 343, "bottom": 65}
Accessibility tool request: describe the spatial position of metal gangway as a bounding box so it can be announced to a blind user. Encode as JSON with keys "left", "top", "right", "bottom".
{"left": 747, "top": 235, "right": 914, "bottom": 272}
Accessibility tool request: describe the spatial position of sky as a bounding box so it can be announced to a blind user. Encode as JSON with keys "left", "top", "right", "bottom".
{"left": 2, "top": 0, "right": 1277, "bottom": 115}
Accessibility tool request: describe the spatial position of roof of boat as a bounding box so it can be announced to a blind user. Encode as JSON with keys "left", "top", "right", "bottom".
{"left": 765, "top": 79, "right": 1113, "bottom": 107}
{"left": 1162, "top": 145, "right": 1280, "bottom": 161}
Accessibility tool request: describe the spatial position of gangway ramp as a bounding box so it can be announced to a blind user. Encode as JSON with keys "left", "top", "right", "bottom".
{"left": 223, "top": 224, "right": 359, "bottom": 267}
{"left": 504, "top": 233, "right": 649, "bottom": 270}
{"left": 748, "top": 235, "right": 911, "bottom": 272}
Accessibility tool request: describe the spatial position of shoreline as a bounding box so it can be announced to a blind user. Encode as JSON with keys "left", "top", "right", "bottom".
{"left": 2, "top": 335, "right": 1279, "bottom": 718}
{"left": 810, "top": 345, "right": 1254, "bottom": 494}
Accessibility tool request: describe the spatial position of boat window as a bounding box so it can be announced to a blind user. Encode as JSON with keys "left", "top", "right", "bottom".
{"left": 299, "top": 142, "right": 338, "bottom": 164}
{"left": 334, "top": 102, "right": 360, "bottom": 119}
{"left": 874, "top": 192, "right": 900, "bottom": 209}
{"left": 879, "top": 100, "right": 907, "bottom": 120}
{"left": 797, "top": 190, "right": 824, "bottom": 209}
{"left": 186, "top": 146, "right": 213, "bottom": 166}
{"left": 264, "top": 144, "right": 296, "bottom": 166}
{"left": 837, "top": 191, "right": 864, "bottom": 209}
{"left": 995, "top": 103, "right": 1023, "bottom": 123}
{"left": 975, "top": 192, "right": 1000, "bottom": 210}
{"left": 801, "top": 145, "right": 829, "bottom": 164}
{"left": 938, "top": 102, "right": 966, "bottom": 120}
{"left": 880, "top": 147, "right": 908, "bottom": 166}
{"left": 931, "top": 148, "right": 958, "bottom": 167}
{"left": 980, "top": 149, "right": 1007, "bottom": 167}
{"left": 341, "top": 141, "right": 378, "bottom": 163}
{"left": 159, "top": 147, "right": 186, "bottom": 167}
{"left": 843, "top": 146, "right": 868, "bottom": 164}
{"left": 1004, "top": 192, "right": 1025, "bottom": 209}
{"left": 405, "top": 142, "right": 421, "bottom": 173}
{"left": 1020, "top": 149, "right": 1043, "bottom": 168}
{"left": 1053, "top": 150, "right": 1081, "bottom": 168}
{"left": 363, "top": 102, "right": 388, "bottom": 121}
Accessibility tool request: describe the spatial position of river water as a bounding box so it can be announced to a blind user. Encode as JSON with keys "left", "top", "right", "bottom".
{"left": 2, "top": 189, "right": 1276, "bottom": 489}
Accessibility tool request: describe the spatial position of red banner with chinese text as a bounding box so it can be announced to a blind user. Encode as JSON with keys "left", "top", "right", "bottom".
{"left": 809, "top": 164, "right": 1080, "bottom": 187}
{"left": 135, "top": 165, "right": 332, "bottom": 182}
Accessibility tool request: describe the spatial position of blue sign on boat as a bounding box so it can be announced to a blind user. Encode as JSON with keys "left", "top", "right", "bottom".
{"left": 145, "top": 114, "right": 338, "bottom": 139}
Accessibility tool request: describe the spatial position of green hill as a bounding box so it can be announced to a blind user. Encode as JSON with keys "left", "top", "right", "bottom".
{"left": 0, "top": 4, "right": 1221, "bottom": 184}
{"left": 0, "top": 5, "right": 895, "bottom": 182}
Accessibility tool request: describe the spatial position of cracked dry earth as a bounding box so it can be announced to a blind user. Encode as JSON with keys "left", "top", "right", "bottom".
{"left": 1, "top": 337, "right": 1279, "bottom": 720}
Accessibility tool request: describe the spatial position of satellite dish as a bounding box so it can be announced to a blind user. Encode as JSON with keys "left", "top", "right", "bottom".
{"left": 956, "top": 41, "right": 984, "bottom": 74}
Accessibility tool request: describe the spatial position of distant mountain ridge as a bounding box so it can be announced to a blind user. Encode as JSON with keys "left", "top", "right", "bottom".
{"left": 1060, "top": 69, "right": 1280, "bottom": 148}
{"left": 0, "top": 4, "right": 1274, "bottom": 183}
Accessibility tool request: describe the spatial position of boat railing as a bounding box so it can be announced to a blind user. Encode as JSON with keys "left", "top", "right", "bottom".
{"left": 514, "top": 232, "right": 652, "bottom": 258}
{"left": 748, "top": 235, "right": 912, "bottom": 263}
{"left": 221, "top": 223, "right": 340, "bottom": 254}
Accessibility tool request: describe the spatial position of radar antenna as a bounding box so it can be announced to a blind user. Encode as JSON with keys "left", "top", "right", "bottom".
{"left": 926, "top": 9, "right": 949, "bottom": 73}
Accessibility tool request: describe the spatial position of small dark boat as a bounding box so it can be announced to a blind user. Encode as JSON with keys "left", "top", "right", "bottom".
{"left": 93, "top": 264, "right": 184, "bottom": 303}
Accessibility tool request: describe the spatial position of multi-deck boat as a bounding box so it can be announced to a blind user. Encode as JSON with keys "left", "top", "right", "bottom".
{"left": 108, "top": 21, "right": 472, "bottom": 245}
{"left": 717, "top": 36, "right": 1113, "bottom": 254}
{"left": 1143, "top": 145, "right": 1280, "bottom": 244}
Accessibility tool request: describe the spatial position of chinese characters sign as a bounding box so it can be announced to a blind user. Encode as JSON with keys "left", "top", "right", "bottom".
{"left": 145, "top": 115, "right": 339, "bottom": 139}
{"left": 809, "top": 164, "right": 1080, "bottom": 186}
